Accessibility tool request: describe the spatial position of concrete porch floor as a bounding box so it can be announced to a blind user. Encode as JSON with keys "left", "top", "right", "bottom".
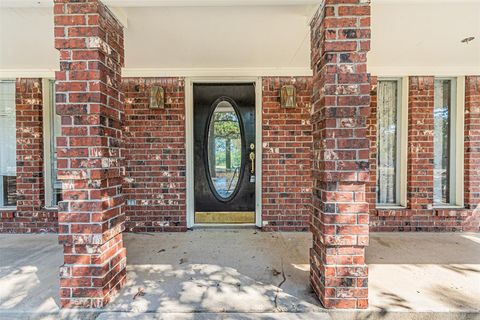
{"left": 0, "top": 231, "right": 479, "bottom": 319}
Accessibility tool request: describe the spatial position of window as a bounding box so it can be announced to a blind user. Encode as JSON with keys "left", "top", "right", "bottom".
{"left": 433, "top": 79, "right": 452, "bottom": 204}
{"left": 433, "top": 78, "right": 464, "bottom": 206}
{"left": 43, "top": 79, "right": 62, "bottom": 207}
{"left": 0, "top": 80, "right": 16, "bottom": 207}
{"left": 376, "top": 78, "right": 408, "bottom": 207}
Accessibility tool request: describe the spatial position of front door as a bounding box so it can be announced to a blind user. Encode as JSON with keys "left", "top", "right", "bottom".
{"left": 194, "top": 83, "right": 256, "bottom": 224}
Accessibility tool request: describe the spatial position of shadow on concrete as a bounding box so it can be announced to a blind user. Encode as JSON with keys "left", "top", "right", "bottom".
{"left": 369, "top": 263, "right": 480, "bottom": 313}
{"left": 377, "top": 291, "right": 412, "bottom": 310}
{"left": 427, "top": 285, "right": 480, "bottom": 310}
{"left": 106, "top": 230, "right": 321, "bottom": 313}
{"left": 441, "top": 265, "right": 480, "bottom": 275}
{"left": 0, "top": 234, "right": 62, "bottom": 313}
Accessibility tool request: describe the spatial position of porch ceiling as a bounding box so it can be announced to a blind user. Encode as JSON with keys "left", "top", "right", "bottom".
{"left": 0, "top": 1, "right": 479, "bottom": 77}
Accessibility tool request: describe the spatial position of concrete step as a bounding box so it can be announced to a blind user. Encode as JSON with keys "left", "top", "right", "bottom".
{"left": 96, "top": 312, "right": 331, "bottom": 320}
{"left": 96, "top": 311, "right": 480, "bottom": 320}
{"left": 3, "top": 310, "right": 479, "bottom": 320}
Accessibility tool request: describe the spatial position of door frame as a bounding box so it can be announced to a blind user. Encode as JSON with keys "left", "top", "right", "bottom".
{"left": 185, "top": 77, "right": 262, "bottom": 228}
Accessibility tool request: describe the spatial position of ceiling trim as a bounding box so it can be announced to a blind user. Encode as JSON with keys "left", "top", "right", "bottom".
{"left": 108, "top": 0, "right": 322, "bottom": 6}
{"left": 0, "top": 67, "right": 314, "bottom": 78}
{"left": 3, "top": 66, "right": 478, "bottom": 79}
{"left": 2, "top": 0, "right": 479, "bottom": 7}
{"left": 0, "top": 0, "right": 322, "bottom": 7}
{"left": 122, "top": 67, "right": 313, "bottom": 77}
{"left": 0, "top": 69, "right": 56, "bottom": 78}
{"left": 368, "top": 65, "right": 480, "bottom": 77}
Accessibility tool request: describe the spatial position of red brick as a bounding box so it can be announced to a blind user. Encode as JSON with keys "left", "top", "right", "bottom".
{"left": 310, "top": 0, "right": 370, "bottom": 310}
{"left": 261, "top": 77, "right": 313, "bottom": 232}
{"left": 54, "top": 15, "right": 86, "bottom": 26}
{"left": 54, "top": 0, "right": 127, "bottom": 309}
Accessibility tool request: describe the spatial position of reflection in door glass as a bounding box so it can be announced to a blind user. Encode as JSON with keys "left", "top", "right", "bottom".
{"left": 207, "top": 101, "right": 242, "bottom": 199}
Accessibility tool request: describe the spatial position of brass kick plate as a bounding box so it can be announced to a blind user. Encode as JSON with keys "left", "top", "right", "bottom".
{"left": 195, "top": 211, "right": 255, "bottom": 224}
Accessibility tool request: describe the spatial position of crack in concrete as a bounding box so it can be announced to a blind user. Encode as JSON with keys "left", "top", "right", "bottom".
{"left": 273, "top": 259, "right": 287, "bottom": 310}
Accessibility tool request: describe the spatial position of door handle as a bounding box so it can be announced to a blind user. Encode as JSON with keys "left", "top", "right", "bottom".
{"left": 249, "top": 151, "right": 255, "bottom": 174}
{"left": 249, "top": 143, "right": 255, "bottom": 174}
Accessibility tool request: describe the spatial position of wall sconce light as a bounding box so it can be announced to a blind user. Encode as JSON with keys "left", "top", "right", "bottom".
{"left": 149, "top": 86, "right": 164, "bottom": 109}
{"left": 281, "top": 85, "right": 296, "bottom": 108}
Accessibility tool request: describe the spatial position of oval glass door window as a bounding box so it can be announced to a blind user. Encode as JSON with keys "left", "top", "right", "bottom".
{"left": 207, "top": 100, "right": 242, "bottom": 200}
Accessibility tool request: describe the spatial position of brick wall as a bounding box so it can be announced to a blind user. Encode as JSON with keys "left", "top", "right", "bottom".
{"left": 261, "top": 77, "right": 313, "bottom": 231}
{"left": 121, "top": 76, "right": 313, "bottom": 232}
{"left": 0, "top": 78, "right": 58, "bottom": 233}
{"left": 2, "top": 74, "right": 479, "bottom": 234}
{"left": 122, "top": 77, "right": 187, "bottom": 232}
{"left": 369, "top": 76, "right": 480, "bottom": 232}
{"left": 120, "top": 74, "right": 479, "bottom": 233}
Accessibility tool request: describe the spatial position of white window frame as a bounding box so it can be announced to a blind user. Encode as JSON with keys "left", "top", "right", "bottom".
{"left": 376, "top": 77, "right": 408, "bottom": 209}
{"left": 0, "top": 79, "right": 17, "bottom": 209}
{"left": 42, "top": 78, "right": 61, "bottom": 209}
{"left": 433, "top": 76, "right": 465, "bottom": 208}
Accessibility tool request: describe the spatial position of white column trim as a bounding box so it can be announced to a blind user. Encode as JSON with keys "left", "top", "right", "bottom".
{"left": 455, "top": 76, "right": 465, "bottom": 207}
{"left": 42, "top": 78, "right": 54, "bottom": 209}
{"left": 399, "top": 76, "right": 409, "bottom": 207}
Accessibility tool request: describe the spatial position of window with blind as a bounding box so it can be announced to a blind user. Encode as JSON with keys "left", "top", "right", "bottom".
{"left": 376, "top": 80, "right": 401, "bottom": 205}
{"left": 0, "top": 80, "right": 17, "bottom": 207}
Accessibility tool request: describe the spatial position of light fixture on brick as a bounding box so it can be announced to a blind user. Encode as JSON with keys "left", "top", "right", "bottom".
{"left": 149, "top": 85, "right": 165, "bottom": 109}
{"left": 280, "top": 85, "right": 296, "bottom": 108}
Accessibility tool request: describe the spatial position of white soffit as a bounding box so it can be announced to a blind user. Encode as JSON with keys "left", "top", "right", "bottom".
{"left": 0, "top": 7, "right": 58, "bottom": 74}
{"left": 0, "top": 0, "right": 322, "bottom": 6}
{"left": 2, "top": 0, "right": 480, "bottom": 7}
{"left": 369, "top": 1, "right": 480, "bottom": 76}
{"left": 0, "top": 5, "right": 315, "bottom": 76}
{"left": 1, "top": 1, "right": 480, "bottom": 77}
{"left": 122, "top": 6, "right": 312, "bottom": 72}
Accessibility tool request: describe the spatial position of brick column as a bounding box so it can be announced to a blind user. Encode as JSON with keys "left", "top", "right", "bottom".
{"left": 310, "top": 0, "right": 371, "bottom": 309}
{"left": 464, "top": 76, "right": 480, "bottom": 229}
{"left": 464, "top": 76, "right": 480, "bottom": 208}
{"left": 54, "top": 0, "right": 126, "bottom": 308}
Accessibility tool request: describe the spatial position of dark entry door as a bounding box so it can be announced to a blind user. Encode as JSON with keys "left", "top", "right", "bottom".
{"left": 194, "top": 83, "right": 256, "bottom": 223}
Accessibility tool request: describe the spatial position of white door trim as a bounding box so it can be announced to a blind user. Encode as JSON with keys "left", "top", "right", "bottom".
{"left": 185, "top": 77, "right": 263, "bottom": 228}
